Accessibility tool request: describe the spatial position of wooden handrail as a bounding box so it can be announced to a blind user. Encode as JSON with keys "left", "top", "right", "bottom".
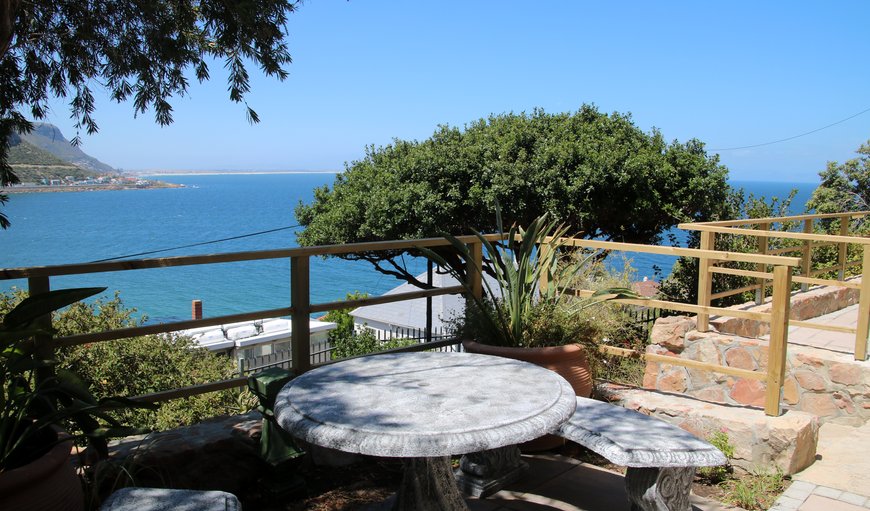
{"left": 684, "top": 211, "right": 870, "bottom": 227}
{"left": 678, "top": 224, "right": 870, "bottom": 245}
{"left": 0, "top": 233, "right": 505, "bottom": 280}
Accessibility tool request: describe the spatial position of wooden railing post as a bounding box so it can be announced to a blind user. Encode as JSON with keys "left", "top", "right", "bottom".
{"left": 466, "top": 241, "right": 483, "bottom": 301}
{"left": 838, "top": 215, "right": 849, "bottom": 281}
{"left": 756, "top": 223, "right": 770, "bottom": 305}
{"left": 27, "top": 276, "right": 55, "bottom": 385}
{"left": 854, "top": 245, "right": 870, "bottom": 361}
{"left": 290, "top": 256, "right": 311, "bottom": 374}
{"left": 801, "top": 219, "right": 813, "bottom": 292}
{"left": 765, "top": 265, "right": 792, "bottom": 416}
{"left": 696, "top": 231, "right": 715, "bottom": 331}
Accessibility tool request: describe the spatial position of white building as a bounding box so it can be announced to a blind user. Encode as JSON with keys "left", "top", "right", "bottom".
{"left": 179, "top": 317, "right": 336, "bottom": 362}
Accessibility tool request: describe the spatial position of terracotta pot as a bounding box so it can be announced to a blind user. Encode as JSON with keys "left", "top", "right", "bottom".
{"left": 0, "top": 431, "right": 84, "bottom": 511}
{"left": 462, "top": 340, "right": 593, "bottom": 452}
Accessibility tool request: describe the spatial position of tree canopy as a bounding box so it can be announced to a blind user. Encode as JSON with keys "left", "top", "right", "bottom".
{"left": 807, "top": 140, "right": 870, "bottom": 214}
{"left": 0, "top": 0, "right": 299, "bottom": 228}
{"left": 295, "top": 105, "right": 730, "bottom": 285}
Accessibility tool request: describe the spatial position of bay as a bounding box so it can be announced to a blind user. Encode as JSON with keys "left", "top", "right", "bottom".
{"left": 0, "top": 174, "right": 816, "bottom": 322}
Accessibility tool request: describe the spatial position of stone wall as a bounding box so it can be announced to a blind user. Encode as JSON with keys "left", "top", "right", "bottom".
{"left": 643, "top": 316, "right": 870, "bottom": 425}
{"left": 710, "top": 278, "right": 860, "bottom": 338}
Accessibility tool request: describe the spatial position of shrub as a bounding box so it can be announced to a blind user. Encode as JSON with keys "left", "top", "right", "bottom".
{"left": 1, "top": 289, "right": 246, "bottom": 431}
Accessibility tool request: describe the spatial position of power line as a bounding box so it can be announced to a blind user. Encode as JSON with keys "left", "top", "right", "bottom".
{"left": 710, "top": 106, "right": 870, "bottom": 151}
{"left": 89, "top": 224, "right": 300, "bottom": 263}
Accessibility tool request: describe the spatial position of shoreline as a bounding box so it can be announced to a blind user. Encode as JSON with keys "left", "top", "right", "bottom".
{"left": 1, "top": 182, "right": 184, "bottom": 194}
{"left": 136, "top": 170, "right": 339, "bottom": 176}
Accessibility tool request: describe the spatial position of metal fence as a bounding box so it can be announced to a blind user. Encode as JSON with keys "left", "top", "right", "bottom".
{"left": 238, "top": 327, "right": 454, "bottom": 375}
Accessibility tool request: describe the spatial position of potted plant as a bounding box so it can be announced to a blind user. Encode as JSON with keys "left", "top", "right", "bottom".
{"left": 0, "top": 287, "right": 156, "bottom": 511}
{"left": 422, "top": 212, "right": 636, "bottom": 397}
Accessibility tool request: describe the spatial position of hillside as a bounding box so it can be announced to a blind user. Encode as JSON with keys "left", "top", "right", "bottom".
{"left": 19, "top": 123, "right": 116, "bottom": 174}
{"left": 8, "top": 138, "right": 99, "bottom": 182}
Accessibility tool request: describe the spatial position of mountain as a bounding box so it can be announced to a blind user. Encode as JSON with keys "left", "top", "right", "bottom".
{"left": 19, "top": 122, "right": 116, "bottom": 174}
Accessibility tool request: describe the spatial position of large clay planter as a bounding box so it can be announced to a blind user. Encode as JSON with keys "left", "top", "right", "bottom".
{"left": 462, "top": 340, "right": 593, "bottom": 451}
{"left": 0, "top": 431, "right": 85, "bottom": 511}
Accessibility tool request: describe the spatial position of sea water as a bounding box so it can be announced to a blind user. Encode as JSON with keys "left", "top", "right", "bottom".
{"left": 0, "top": 174, "right": 816, "bottom": 321}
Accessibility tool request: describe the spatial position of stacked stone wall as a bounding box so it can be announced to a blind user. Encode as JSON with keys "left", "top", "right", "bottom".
{"left": 643, "top": 316, "right": 870, "bottom": 425}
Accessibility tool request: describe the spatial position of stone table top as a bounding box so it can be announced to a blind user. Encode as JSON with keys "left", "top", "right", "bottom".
{"left": 274, "top": 351, "right": 576, "bottom": 458}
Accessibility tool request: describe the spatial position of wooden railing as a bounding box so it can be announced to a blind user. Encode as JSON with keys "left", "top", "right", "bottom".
{"left": 0, "top": 235, "right": 500, "bottom": 403}
{"left": 549, "top": 237, "right": 799, "bottom": 416}
{"left": 679, "top": 211, "right": 870, "bottom": 361}
{"left": 0, "top": 231, "right": 814, "bottom": 417}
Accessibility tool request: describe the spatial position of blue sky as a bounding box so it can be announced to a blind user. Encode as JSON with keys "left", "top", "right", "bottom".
{"left": 42, "top": 1, "right": 870, "bottom": 182}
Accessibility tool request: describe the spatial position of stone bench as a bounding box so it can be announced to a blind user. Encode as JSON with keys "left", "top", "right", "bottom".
{"left": 554, "top": 397, "right": 727, "bottom": 511}
{"left": 99, "top": 488, "right": 241, "bottom": 511}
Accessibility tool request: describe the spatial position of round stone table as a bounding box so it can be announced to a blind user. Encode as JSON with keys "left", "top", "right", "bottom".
{"left": 274, "top": 351, "right": 576, "bottom": 510}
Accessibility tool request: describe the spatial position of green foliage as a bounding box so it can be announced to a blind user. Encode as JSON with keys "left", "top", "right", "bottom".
{"left": 698, "top": 431, "right": 735, "bottom": 483}
{"left": 720, "top": 468, "right": 787, "bottom": 511}
{"left": 330, "top": 328, "right": 415, "bottom": 359}
{"left": 296, "top": 106, "right": 730, "bottom": 284}
{"left": 658, "top": 188, "right": 797, "bottom": 305}
{"left": 1, "top": 290, "right": 242, "bottom": 433}
{"left": 807, "top": 141, "right": 870, "bottom": 214}
{"left": 0, "top": 0, "right": 298, "bottom": 228}
{"left": 0, "top": 287, "right": 155, "bottom": 471}
{"left": 424, "top": 212, "right": 636, "bottom": 348}
{"left": 323, "top": 291, "right": 369, "bottom": 345}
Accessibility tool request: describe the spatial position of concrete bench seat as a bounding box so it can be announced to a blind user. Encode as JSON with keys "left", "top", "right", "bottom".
{"left": 554, "top": 397, "right": 727, "bottom": 511}
{"left": 99, "top": 488, "right": 241, "bottom": 511}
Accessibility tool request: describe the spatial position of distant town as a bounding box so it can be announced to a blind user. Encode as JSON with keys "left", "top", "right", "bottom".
{"left": 1, "top": 174, "right": 182, "bottom": 193}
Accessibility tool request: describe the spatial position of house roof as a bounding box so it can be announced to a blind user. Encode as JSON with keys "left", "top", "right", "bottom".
{"left": 351, "top": 270, "right": 492, "bottom": 331}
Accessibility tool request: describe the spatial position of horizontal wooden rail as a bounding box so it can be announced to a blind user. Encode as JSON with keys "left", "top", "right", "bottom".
{"left": 791, "top": 275, "right": 860, "bottom": 289}
{"left": 55, "top": 307, "right": 294, "bottom": 348}
{"left": 134, "top": 377, "right": 248, "bottom": 403}
{"left": 559, "top": 238, "right": 801, "bottom": 267}
{"left": 678, "top": 224, "right": 870, "bottom": 245}
{"left": 0, "top": 234, "right": 505, "bottom": 280}
{"left": 55, "top": 286, "right": 465, "bottom": 349}
{"left": 711, "top": 284, "right": 760, "bottom": 300}
{"left": 709, "top": 266, "right": 860, "bottom": 290}
{"left": 599, "top": 345, "right": 765, "bottom": 381}
{"left": 685, "top": 211, "right": 870, "bottom": 228}
{"left": 766, "top": 246, "right": 802, "bottom": 255}
{"left": 710, "top": 266, "right": 772, "bottom": 280}
{"left": 569, "top": 290, "right": 774, "bottom": 323}
{"left": 309, "top": 286, "right": 464, "bottom": 314}
{"left": 788, "top": 320, "right": 856, "bottom": 335}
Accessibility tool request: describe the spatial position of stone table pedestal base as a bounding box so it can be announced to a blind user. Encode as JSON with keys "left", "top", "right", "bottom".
{"left": 454, "top": 446, "right": 528, "bottom": 498}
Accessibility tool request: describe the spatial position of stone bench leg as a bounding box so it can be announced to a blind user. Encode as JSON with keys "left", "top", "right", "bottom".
{"left": 625, "top": 466, "right": 695, "bottom": 511}
{"left": 454, "top": 445, "right": 528, "bottom": 498}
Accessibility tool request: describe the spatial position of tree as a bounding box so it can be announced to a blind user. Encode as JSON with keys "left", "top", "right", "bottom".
{"left": 806, "top": 140, "right": 870, "bottom": 214}
{"left": 0, "top": 0, "right": 298, "bottom": 228}
{"left": 295, "top": 106, "right": 730, "bottom": 286}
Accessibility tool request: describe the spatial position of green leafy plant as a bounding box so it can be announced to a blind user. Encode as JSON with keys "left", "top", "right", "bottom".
{"left": 0, "top": 288, "right": 156, "bottom": 472}
{"left": 422, "top": 211, "right": 636, "bottom": 348}
{"left": 720, "top": 468, "right": 787, "bottom": 511}
{"left": 697, "top": 431, "right": 734, "bottom": 483}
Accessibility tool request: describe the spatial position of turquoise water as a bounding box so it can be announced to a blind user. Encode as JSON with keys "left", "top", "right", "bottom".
{"left": 0, "top": 175, "right": 815, "bottom": 321}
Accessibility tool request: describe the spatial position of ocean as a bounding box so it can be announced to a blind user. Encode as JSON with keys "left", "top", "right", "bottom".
{"left": 0, "top": 174, "right": 816, "bottom": 322}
